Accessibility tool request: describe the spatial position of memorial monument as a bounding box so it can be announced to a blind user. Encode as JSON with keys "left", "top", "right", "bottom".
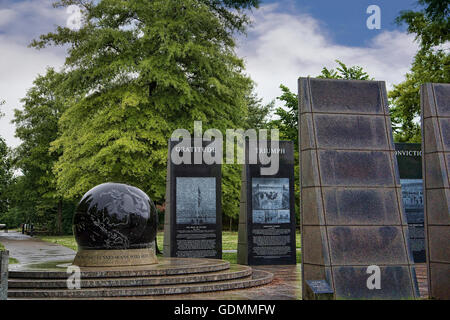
{"left": 237, "top": 140, "right": 296, "bottom": 265}
{"left": 420, "top": 82, "right": 450, "bottom": 300}
{"left": 395, "top": 143, "right": 426, "bottom": 262}
{"left": 0, "top": 250, "right": 8, "bottom": 300}
{"left": 7, "top": 181, "right": 272, "bottom": 298}
{"left": 299, "top": 77, "right": 418, "bottom": 299}
{"left": 163, "top": 139, "right": 222, "bottom": 259}
{"left": 73, "top": 182, "right": 158, "bottom": 267}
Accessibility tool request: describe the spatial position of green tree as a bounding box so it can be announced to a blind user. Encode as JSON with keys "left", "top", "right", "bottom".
{"left": 0, "top": 100, "right": 13, "bottom": 223}
{"left": 12, "top": 68, "right": 73, "bottom": 234}
{"left": 31, "top": 1, "right": 260, "bottom": 224}
{"left": 0, "top": 138, "right": 12, "bottom": 217}
{"left": 389, "top": 0, "right": 449, "bottom": 142}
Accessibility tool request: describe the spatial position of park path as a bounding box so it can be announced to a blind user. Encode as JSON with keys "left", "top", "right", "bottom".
{"left": 0, "top": 231, "right": 76, "bottom": 270}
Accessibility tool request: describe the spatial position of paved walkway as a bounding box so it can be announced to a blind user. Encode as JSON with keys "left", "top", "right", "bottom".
{"left": 0, "top": 231, "right": 76, "bottom": 270}
{"left": 0, "top": 230, "right": 428, "bottom": 299}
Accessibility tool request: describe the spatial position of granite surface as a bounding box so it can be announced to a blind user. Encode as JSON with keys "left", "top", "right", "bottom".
{"left": 299, "top": 78, "right": 418, "bottom": 299}
{"left": 0, "top": 251, "right": 8, "bottom": 300}
{"left": 421, "top": 83, "right": 450, "bottom": 300}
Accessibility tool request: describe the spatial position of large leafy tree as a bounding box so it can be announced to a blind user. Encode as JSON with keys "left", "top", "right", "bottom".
{"left": 31, "top": 0, "right": 260, "bottom": 206}
{"left": 12, "top": 69, "right": 74, "bottom": 234}
{"left": 389, "top": 0, "right": 449, "bottom": 142}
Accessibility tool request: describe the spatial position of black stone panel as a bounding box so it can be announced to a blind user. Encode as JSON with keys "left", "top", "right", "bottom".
{"left": 332, "top": 266, "right": 414, "bottom": 300}
{"left": 238, "top": 140, "right": 296, "bottom": 265}
{"left": 327, "top": 226, "right": 408, "bottom": 265}
{"left": 434, "top": 84, "right": 450, "bottom": 116}
{"left": 318, "top": 151, "right": 395, "bottom": 187}
{"left": 163, "top": 139, "right": 222, "bottom": 259}
{"left": 322, "top": 188, "right": 401, "bottom": 225}
{"left": 314, "top": 114, "right": 388, "bottom": 150}
{"left": 309, "top": 79, "right": 384, "bottom": 114}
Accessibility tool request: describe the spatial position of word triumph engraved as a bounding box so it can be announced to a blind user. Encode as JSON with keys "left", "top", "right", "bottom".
{"left": 237, "top": 140, "right": 297, "bottom": 265}
{"left": 299, "top": 77, "right": 418, "bottom": 300}
{"left": 164, "top": 139, "right": 222, "bottom": 259}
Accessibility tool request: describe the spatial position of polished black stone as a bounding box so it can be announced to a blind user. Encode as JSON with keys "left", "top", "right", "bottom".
{"left": 73, "top": 183, "right": 157, "bottom": 250}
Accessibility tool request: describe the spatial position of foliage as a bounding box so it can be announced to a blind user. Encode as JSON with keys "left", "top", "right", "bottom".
{"left": 11, "top": 68, "right": 75, "bottom": 234}
{"left": 27, "top": 0, "right": 260, "bottom": 228}
{"left": 0, "top": 137, "right": 13, "bottom": 217}
{"left": 389, "top": 0, "right": 449, "bottom": 142}
{"left": 318, "top": 59, "right": 372, "bottom": 81}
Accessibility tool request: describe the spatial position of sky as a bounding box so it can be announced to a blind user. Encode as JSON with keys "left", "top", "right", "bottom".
{"left": 0, "top": 0, "right": 421, "bottom": 148}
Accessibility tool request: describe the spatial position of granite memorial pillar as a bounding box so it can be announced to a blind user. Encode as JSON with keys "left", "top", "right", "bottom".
{"left": 237, "top": 140, "right": 296, "bottom": 265}
{"left": 395, "top": 143, "right": 426, "bottom": 262}
{"left": 420, "top": 82, "right": 450, "bottom": 300}
{"left": 0, "top": 250, "right": 8, "bottom": 300}
{"left": 163, "top": 139, "right": 222, "bottom": 259}
{"left": 299, "top": 77, "right": 418, "bottom": 299}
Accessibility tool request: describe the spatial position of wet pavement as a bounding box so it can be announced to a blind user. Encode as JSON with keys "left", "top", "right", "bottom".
{"left": 0, "top": 231, "right": 76, "bottom": 270}
{"left": 0, "top": 230, "right": 428, "bottom": 300}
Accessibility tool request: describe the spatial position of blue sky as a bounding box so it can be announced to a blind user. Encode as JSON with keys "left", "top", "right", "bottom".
{"left": 261, "top": 0, "right": 418, "bottom": 46}
{"left": 0, "top": 0, "right": 421, "bottom": 148}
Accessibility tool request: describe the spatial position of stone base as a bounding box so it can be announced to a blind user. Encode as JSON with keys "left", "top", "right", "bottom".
{"left": 7, "top": 258, "right": 273, "bottom": 299}
{"left": 73, "top": 248, "right": 158, "bottom": 267}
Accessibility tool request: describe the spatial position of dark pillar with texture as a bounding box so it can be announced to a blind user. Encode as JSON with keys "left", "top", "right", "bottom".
{"left": 299, "top": 77, "right": 418, "bottom": 299}
{"left": 0, "top": 250, "right": 8, "bottom": 300}
{"left": 237, "top": 140, "right": 296, "bottom": 265}
{"left": 163, "top": 139, "right": 222, "bottom": 259}
{"left": 421, "top": 83, "right": 450, "bottom": 300}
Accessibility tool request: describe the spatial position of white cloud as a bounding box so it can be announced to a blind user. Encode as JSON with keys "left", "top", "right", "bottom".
{"left": 0, "top": 0, "right": 67, "bottom": 148}
{"left": 237, "top": 4, "right": 419, "bottom": 107}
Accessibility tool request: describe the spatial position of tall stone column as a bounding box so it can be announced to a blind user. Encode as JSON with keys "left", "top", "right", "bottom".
{"left": 421, "top": 83, "right": 450, "bottom": 300}
{"left": 299, "top": 77, "right": 418, "bottom": 299}
{"left": 0, "top": 250, "right": 8, "bottom": 300}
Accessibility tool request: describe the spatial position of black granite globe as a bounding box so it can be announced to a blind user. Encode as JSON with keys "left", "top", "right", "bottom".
{"left": 73, "top": 183, "right": 157, "bottom": 250}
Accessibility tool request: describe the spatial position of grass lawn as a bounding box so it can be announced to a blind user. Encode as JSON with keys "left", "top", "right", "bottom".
{"left": 38, "top": 231, "right": 302, "bottom": 265}
{"left": 0, "top": 242, "right": 19, "bottom": 264}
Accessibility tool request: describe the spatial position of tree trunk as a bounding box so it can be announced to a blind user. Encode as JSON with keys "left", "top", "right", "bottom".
{"left": 57, "top": 199, "right": 63, "bottom": 235}
{"left": 229, "top": 217, "right": 232, "bottom": 231}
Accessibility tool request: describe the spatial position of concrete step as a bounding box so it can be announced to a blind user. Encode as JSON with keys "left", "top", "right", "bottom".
{"left": 9, "top": 257, "right": 229, "bottom": 279}
{"left": 9, "top": 265, "right": 252, "bottom": 289}
{"left": 8, "top": 270, "right": 273, "bottom": 298}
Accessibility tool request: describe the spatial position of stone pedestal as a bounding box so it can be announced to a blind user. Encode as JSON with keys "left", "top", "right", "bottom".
{"left": 73, "top": 247, "right": 158, "bottom": 267}
{"left": 0, "top": 250, "right": 8, "bottom": 300}
{"left": 299, "top": 78, "right": 418, "bottom": 299}
{"left": 421, "top": 83, "right": 450, "bottom": 300}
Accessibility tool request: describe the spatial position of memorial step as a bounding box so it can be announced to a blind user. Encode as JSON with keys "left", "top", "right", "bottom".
{"left": 8, "top": 257, "right": 229, "bottom": 279}
{"left": 9, "top": 265, "right": 252, "bottom": 289}
{"left": 8, "top": 270, "right": 273, "bottom": 298}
